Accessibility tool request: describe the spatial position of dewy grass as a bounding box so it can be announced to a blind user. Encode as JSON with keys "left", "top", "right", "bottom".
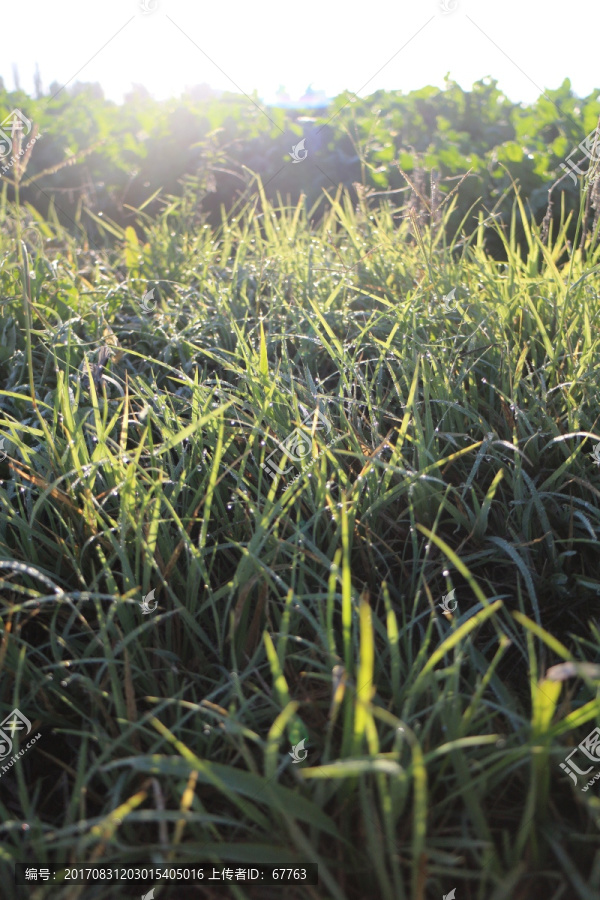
{"left": 0, "top": 174, "right": 600, "bottom": 899}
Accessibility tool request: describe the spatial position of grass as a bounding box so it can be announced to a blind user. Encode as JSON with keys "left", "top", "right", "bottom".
{"left": 1, "top": 169, "right": 600, "bottom": 900}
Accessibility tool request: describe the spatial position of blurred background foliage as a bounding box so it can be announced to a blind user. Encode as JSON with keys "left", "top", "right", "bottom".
{"left": 1, "top": 75, "right": 598, "bottom": 254}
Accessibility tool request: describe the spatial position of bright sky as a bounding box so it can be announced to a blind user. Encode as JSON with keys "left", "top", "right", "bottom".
{"left": 3, "top": 0, "right": 598, "bottom": 108}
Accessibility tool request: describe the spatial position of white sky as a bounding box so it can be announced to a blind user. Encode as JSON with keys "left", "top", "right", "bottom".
{"left": 3, "top": 0, "right": 598, "bottom": 108}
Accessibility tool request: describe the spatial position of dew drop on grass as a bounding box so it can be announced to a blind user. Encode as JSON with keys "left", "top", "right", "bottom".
{"left": 443, "top": 569, "right": 449, "bottom": 577}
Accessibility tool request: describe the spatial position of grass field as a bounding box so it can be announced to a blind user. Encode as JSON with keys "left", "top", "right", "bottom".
{"left": 1, "top": 173, "right": 600, "bottom": 900}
